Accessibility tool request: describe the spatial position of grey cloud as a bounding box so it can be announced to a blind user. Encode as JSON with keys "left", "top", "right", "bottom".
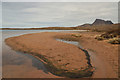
{"left": 2, "top": 2, "right": 118, "bottom": 28}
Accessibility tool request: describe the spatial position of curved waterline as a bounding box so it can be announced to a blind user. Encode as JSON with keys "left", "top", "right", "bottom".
{"left": 56, "top": 39, "right": 108, "bottom": 78}
{"left": 56, "top": 39, "right": 94, "bottom": 76}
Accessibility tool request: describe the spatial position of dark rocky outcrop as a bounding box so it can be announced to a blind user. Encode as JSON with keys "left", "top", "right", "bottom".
{"left": 92, "top": 19, "right": 113, "bottom": 26}
{"left": 77, "top": 19, "right": 113, "bottom": 27}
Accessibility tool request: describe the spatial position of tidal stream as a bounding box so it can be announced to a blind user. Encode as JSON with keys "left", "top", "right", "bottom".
{"left": 56, "top": 39, "right": 107, "bottom": 78}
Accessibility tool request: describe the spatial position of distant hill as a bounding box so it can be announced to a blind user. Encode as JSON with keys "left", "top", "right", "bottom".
{"left": 77, "top": 19, "right": 113, "bottom": 27}
{"left": 92, "top": 19, "right": 113, "bottom": 26}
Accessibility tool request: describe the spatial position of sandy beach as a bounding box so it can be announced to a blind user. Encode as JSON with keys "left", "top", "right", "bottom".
{"left": 5, "top": 32, "right": 118, "bottom": 78}
{"left": 5, "top": 32, "right": 93, "bottom": 78}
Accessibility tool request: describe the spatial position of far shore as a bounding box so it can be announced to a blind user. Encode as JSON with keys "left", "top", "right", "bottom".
{"left": 5, "top": 31, "right": 118, "bottom": 78}
{"left": 0, "top": 27, "right": 81, "bottom": 30}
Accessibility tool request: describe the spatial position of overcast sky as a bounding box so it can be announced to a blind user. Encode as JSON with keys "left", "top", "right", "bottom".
{"left": 1, "top": 2, "right": 118, "bottom": 28}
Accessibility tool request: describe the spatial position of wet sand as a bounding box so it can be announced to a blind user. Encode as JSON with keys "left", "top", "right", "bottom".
{"left": 5, "top": 32, "right": 93, "bottom": 78}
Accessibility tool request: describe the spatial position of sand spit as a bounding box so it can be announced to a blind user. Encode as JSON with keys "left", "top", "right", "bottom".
{"left": 5, "top": 32, "right": 93, "bottom": 78}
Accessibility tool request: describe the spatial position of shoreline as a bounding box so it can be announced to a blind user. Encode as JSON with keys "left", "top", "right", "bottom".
{"left": 5, "top": 32, "right": 93, "bottom": 78}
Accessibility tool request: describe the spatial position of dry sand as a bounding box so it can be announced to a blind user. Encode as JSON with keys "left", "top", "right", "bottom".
{"left": 5, "top": 32, "right": 93, "bottom": 78}
{"left": 79, "top": 32, "right": 118, "bottom": 78}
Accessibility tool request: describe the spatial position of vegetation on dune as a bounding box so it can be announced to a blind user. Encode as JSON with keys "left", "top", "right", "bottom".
{"left": 55, "top": 34, "right": 81, "bottom": 41}
{"left": 95, "top": 36, "right": 105, "bottom": 40}
{"left": 108, "top": 38, "right": 120, "bottom": 44}
{"left": 71, "top": 34, "right": 82, "bottom": 37}
{"left": 95, "top": 32, "right": 118, "bottom": 41}
{"left": 91, "top": 24, "right": 120, "bottom": 44}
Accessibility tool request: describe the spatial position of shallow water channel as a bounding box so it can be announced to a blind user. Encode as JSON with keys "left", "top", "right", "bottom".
{"left": 56, "top": 39, "right": 107, "bottom": 78}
